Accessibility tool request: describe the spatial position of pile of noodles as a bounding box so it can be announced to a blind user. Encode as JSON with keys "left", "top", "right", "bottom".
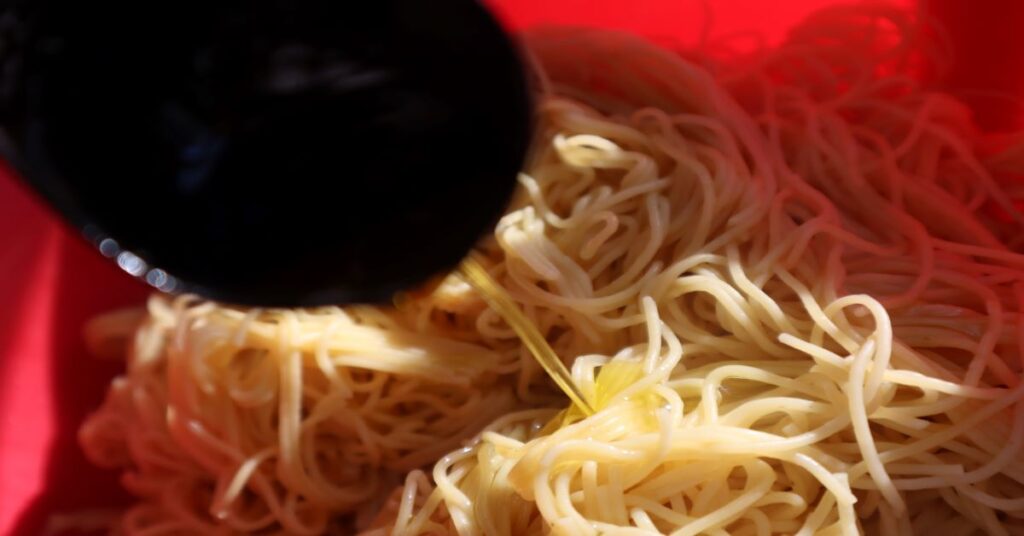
{"left": 78, "top": 5, "right": 1024, "bottom": 535}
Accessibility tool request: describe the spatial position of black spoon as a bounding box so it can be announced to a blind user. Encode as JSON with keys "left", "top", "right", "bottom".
{"left": 0, "top": 0, "right": 532, "bottom": 307}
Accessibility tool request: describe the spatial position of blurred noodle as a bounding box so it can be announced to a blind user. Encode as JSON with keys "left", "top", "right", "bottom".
{"left": 80, "top": 4, "right": 1024, "bottom": 535}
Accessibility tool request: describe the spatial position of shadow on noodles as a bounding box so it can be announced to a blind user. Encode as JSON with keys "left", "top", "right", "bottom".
{"left": 72, "top": 4, "right": 1024, "bottom": 535}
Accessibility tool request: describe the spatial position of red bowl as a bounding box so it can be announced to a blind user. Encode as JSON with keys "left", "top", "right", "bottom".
{"left": 1, "top": 0, "right": 1020, "bottom": 533}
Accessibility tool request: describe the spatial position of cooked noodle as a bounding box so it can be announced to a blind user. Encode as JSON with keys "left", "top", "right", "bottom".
{"left": 80, "top": 5, "right": 1024, "bottom": 535}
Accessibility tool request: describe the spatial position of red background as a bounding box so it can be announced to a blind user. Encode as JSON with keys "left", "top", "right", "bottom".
{"left": 1, "top": 0, "right": 1020, "bottom": 534}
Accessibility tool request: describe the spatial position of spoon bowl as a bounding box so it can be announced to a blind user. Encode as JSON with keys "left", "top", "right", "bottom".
{"left": 0, "top": 0, "right": 532, "bottom": 307}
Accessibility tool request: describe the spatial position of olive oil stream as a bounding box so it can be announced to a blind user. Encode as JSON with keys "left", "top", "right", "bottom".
{"left": 458, "top": 255, "right": 596, "bottom": 416}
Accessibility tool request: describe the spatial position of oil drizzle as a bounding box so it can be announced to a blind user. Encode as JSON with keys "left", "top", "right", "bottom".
{"left": 458, "top": 254, "right": 595, "bottom": 416}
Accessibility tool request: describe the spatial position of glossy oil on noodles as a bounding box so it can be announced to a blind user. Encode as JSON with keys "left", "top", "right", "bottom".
{"left": 79, "top": 5, "right": 1024, "bottom": 535}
